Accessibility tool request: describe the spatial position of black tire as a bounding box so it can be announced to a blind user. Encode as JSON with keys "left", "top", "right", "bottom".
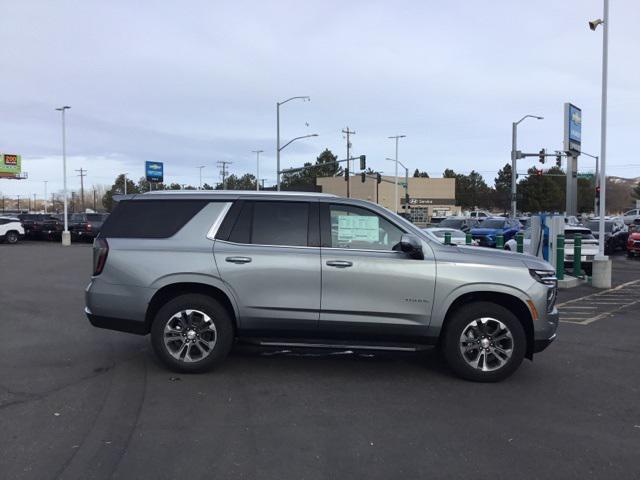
{"left": 150, "top": 293, "right": 234, "bottom": 373}
{"left": 5, "top": 231, "right": 19, "bottom": 244}
{"left": 442, "top": 301, "right": 526, "bottom": 382}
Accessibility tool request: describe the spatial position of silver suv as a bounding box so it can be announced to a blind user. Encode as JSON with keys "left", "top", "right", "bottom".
{"left": 86, "top": 191, "right": 559, "bottom": 382}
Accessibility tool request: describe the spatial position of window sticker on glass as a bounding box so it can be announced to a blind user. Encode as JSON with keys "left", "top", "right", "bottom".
{"left": 337, "top": 215, "right": 379, "bottom": 242}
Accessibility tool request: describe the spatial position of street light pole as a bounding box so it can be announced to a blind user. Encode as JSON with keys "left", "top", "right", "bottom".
{"left": 56, "top": 105, "right": 71, "bottom": 245}
{"left": 388, "top": 135, "right": 406, "bottom": 213}
{"left": 252, "top": 150, "right": 263, "bottom": 191}
{"left": 581, "top": 151, "right": 600, "bottom": 214}
{"left": 197, "top": 166, "right": 205, "bottom": 190}
{"left": 511, "top": 114, "right": 543, "bottom": 218}
{"left": 386, "top": 158, "right": 409, "bottom": 215}
{"left": 276, "top": 96, "right": 311, "bottom": 191}
{"left": 43, "top": 181, "right": 48, "bottom": 213}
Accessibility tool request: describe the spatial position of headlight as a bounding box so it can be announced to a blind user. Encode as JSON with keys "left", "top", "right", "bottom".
{"left": 530, "top": 269, "right": 557, "bottom": 312}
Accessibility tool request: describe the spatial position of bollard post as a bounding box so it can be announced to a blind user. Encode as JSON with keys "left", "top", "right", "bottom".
{"left": 496, "top": 235, "right": 504, "bottom": 249}
{"left": 573, "top": 233, "right": 582, "bottom": 277}
{"left": 444, "top": 231, "right": 451, "bottom": 245}
{"left": 516, "top": 232, "right": 524, "bottom": 253}
{"left": 465, "top": 232, "right": 472, "bottom": 245}
{"left": 556, "top": 234, "right": 565, "bottom": 280}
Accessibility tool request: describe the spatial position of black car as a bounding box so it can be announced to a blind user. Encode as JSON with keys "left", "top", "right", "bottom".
{"left": 69, "top": 213, "right": 109, "bottom": 241}
{"left": 586, "top": 219, "right": 629, "bottom": 254}
{"left": 18, "top": 214, "right": 56, "bottom": 238}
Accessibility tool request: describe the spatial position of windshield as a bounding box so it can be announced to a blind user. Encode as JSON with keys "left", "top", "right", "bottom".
{"left": 430, "top": 229, "right": 465, "bottom": 239}
{"left": 480, "top": 219, "right": 506, "bottom": 229}
{"left": 565, "top": 229, "right": 595, "bottom": 240}
{"left": 87, "top": 214, "right": 104, "bottom": 221}
{"left": 587, "top": 221, "right": 612, "bottom": 233}
{"left": 438, "top": 218, "right": 464, "bottom": 229}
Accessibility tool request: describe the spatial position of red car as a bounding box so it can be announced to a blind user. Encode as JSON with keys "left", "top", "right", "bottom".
{"left": 627, "top": 230, "right": 640, "bottom": 257}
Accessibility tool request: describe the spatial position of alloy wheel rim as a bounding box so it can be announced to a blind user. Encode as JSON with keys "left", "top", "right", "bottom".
{"left": 163, "top": 309, "right": 217, "bottom": 363}
{"left": 459, "top": 317, "right": 513, "bottom": 372}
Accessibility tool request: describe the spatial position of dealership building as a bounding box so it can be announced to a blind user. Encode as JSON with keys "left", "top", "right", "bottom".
{"left": 316, "top": 176, "right": 459, "bottom": 225}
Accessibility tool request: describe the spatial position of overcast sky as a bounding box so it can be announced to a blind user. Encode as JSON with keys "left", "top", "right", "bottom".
{"left": 1, "top": 0, "right": 639, "bottom": 197}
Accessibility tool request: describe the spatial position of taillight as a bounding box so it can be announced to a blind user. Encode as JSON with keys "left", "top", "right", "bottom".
{"left": 93, "top": 238, "right": 109, "bottom": 276}
{"left": 86, "top": 223, "right": 92, "bottom": 230}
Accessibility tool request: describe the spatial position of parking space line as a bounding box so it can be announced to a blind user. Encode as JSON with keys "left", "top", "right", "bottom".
{"left": 558, "top": 279, "right": 640, "bottom": 325}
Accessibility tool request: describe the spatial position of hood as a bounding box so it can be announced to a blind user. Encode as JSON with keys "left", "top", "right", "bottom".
{"left": 470, "top": 227, "right": 502, "bottom": 236}
{"left": 453, "top": 245, "right": 554, "bottom": 271}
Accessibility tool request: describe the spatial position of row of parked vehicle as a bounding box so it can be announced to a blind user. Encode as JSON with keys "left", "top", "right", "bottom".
{"left": 0, "top": 212, "right": 109, "bottom": 244}
{"left": 424, "top": 213, "right": 640, "bottom": 276}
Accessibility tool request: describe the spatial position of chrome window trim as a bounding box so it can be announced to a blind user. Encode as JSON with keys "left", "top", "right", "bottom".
{"left": 216, "top": 239, "right": 403, "bottom": 255}
{"left": 206, "top": 202, "right": 232, "bottom": 241}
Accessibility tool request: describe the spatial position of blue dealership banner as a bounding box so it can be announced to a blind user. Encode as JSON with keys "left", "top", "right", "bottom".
{"left": 145, "top": 161, "right": 164, "bottom": 183}
{"left": 564, "top": 103, "right": 581, "bottom": 154}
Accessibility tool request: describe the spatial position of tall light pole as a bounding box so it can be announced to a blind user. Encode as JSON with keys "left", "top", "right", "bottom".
{"left": 581, "top": 151, "right": 600, "bottom": 214}
{"left": 388, "top": 135, "right": 406, "bottom": 213}
{"left": 276, "top": 96, "right": 311, "bottom": 190}
{"left": 590, "top": 1, "right": 611, "bottom": 288}
{"left": 252, "top": 150, "right": 263, "bottom": 191}
{"left": 589, "top": 6, "right": 608, "bottom": 258}
{"left": 43, "top": 181, "right": 48, "bottom": 213}
{"left": 511, "top": 114, "right": 543, "bottom": 218}
{"left": 56, "top": 105, "right": 71, "bottom": 245}
{"left": 197, "top": 166, "right": 205, "bottom": 190}
{"left": 386, "top": 157, "right": 409, "bottom": 215}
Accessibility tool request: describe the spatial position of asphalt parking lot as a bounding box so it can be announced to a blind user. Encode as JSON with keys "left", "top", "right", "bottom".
{"left": 1, "top": 242, "right": 639, "bottom": 480}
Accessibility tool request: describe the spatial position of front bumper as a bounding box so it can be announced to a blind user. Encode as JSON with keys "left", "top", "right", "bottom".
{"left": 533, "top": 308, "right": 559, "bottom": 353}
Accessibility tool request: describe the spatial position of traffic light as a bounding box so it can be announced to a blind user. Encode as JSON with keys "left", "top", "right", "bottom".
{"left": 359, "top": 155, "right": 366, "bottom": 170}
{"left": 538, "top": 149, "right": 546, "bottom": 164}
{"left": 344, "top": 168, "right": 349, "bottom": 181}
{"left": 361, "top": 172, "right": 366, "bottom": 183}
{"left": 595, "top": 185, "right": 601, "bottom": 207}
{"left": 376, "top": 172, "right": 382, "bottom": 184}
{"left": 555, "top": 151, "right": 562, "bottom": 167}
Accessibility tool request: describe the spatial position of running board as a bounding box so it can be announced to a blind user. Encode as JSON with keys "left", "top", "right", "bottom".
{"left": 240, "top": 338, "right": 432, "bottom": 352}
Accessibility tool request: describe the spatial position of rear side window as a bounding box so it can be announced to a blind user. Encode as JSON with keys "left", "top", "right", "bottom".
{"left": 222, "top": 201, "right": 311, "bottom": 247}
{"left": 100, "top": 200, "right": 207, "bottom": 238}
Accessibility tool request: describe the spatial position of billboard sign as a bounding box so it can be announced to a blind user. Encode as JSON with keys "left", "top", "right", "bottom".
{"left": 564, "top": 103, "right": 582, "bottom": 154}
{"left": 0, "top": 154, "right": 22, "bottom": 177}
{"left": 145, "top": 161, "right": 164, "bottom": 183}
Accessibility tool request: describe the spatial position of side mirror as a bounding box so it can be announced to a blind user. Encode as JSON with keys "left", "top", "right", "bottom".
{"left": 399, "top": 233, "right": 424, "bottom": 260}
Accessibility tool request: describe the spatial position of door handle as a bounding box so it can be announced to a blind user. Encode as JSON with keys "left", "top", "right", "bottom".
{"left": 226, "top": 256, "right": 252, "bottom": 264}
{"left": 326, "top": 260, "right": 353, "bottom": 268}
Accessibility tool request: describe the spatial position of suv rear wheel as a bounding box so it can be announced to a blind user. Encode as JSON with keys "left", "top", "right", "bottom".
{"left": 442, "top": 301, "right": 526, "bottom": 382}
{"left": 151, "top": 294, "right": 234, "bottom": 373}
{"left": 5, "top": 231, "right": 19, "bottom": 244}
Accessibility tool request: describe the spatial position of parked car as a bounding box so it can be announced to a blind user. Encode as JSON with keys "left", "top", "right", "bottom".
{"left": 18, "top": 213, "right": 53, "bottom": 238}
{"left": 86, "top": 191, "right": 559, "bottom": 382}
{"left": 422, "top": 227, "right": 478, "bottom": 246}
{"left": 0, "top": 216, "right": 25, "bottom": 244}
{"left": 622, "top": 208, "right": 640, "bottom": 225}
{"left": 470, "top": 217, "right": 521, "bottom": 248}
{"left": 505, "top": 226, "right": 598, "bottom": 275}
{"left": 586, "top": 219, "right": 628, "bottom": 255}
{"left": 69, "top": 213, "right": 109, "bottom": 241}
{"left": 436, "top": 216, "right": 479, "bottom": 233}
{"left": 467, "top": 210, "right": 491, "bottom": 221}
{"left": 627, "top": 229, "right": 640, "bottom": 257}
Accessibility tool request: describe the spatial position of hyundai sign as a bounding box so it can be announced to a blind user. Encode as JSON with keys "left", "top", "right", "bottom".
{"left": 564, "top": 103, "right": 581, "bottom": 154}
{"left": 145, "top": 161, "right": 164, "bottom": 183}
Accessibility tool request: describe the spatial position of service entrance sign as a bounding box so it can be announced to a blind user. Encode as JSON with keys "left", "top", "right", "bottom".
{"left": 145, "top": 161, "right": 164, "bottom": 183}
{"left": 0, "top": 154, "right": 22, "bottom": 177}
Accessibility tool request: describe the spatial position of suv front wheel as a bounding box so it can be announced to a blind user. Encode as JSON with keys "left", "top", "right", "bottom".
{"left": 442, "top": 302, "right": 526, "bottom": 382}
{"left": 151, "top": 294, "right": 234, "bottom": 373}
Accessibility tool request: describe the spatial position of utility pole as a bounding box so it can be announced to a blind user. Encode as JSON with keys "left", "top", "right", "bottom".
{"left": 33, "top": 193, "right": 37, "bottom": 211}
{"left": 76, "top": 168, "right": 87, "bottom": 212}
{"left": 511, "top": 115, "right": 543, "bottom": 218}
{"left": 342, "top": 127, "right": 355, "bottom": 198}
{"left": 17, "top": 195, "right": 20, "bottom": 211}
{"left": 252, "top": 150, "right": 263, "bottom": 191}
{"left": 217, "top": 161, "right": 232, "bottom": 190}
{"left": 93, "top": 189, "right": 97, "bottom": 211}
